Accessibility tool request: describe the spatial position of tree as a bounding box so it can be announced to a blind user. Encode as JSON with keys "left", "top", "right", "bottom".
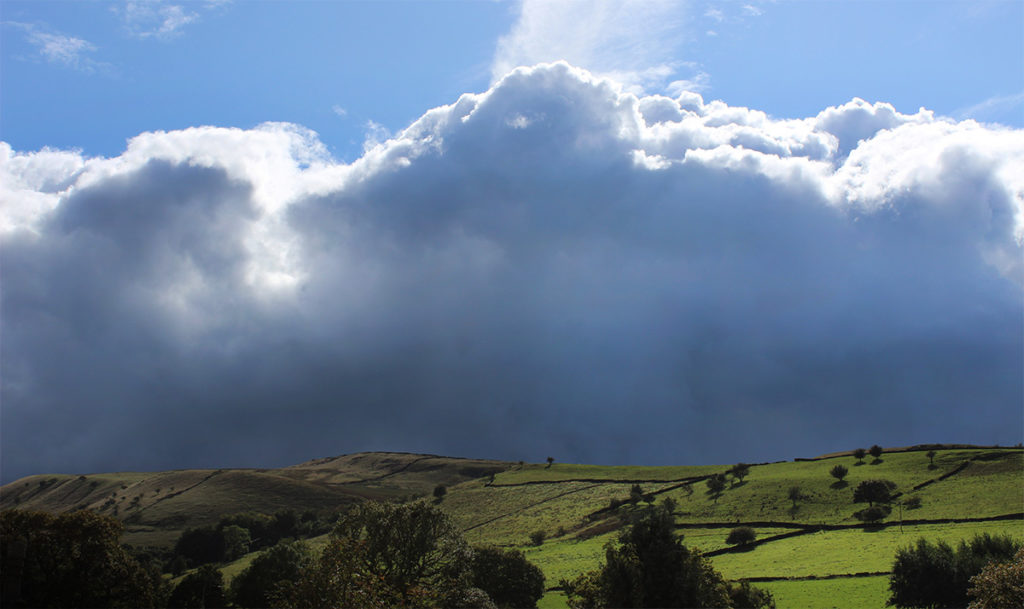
{"left": 853, "top": 505, "right": 890, "bottom": 525}
{"left": 272, "top": 536, "right": 392, "bottom": 609}
{"left": 529, "top": 530, "right": 546, "bottom": 546}
{"left": 926, "top": 450, "right": 937, "bottom": 467}
{"left": 546, "top": 457, "right": 554, "bottom": 469}
{"left": 433, "top": 485, "right": 447, "bottom": 501}
{"left": 562, "top": 504, "right": 773, "bottom": 608}
{"left": 230, "top": 540, "right": 310, "bottom": 609}
{"left": 0, "top": 509, "right": 155, "bottom": 608}
{"left": 829, "top": 464, "right": 848, "bottom": 484}
{"left": 787, "top": 486, "right": 804, "bottom": 509}
{"left": 726, "top": 527, "right": 756, "bottom": 547}
{"left": 221, "top": 524, "right": 251, "bottom": 562}
{"left": 853, "top": 479, "right": 896, "bottom": 506}
{"left": 470, "top": 547, "right": 545, "bottom": 609}
{"left": 968, "top": 546, "right": 1024, "bottom": 609}
{"left": 706, "top": 475, "right": 727, "bottom": 502}
{"left": 327, "top": 500, "right": 479, "bottom": 607}
{"left": 852, "top": 448, "right": 866, "bottom": 464}
{"left": 869, "top": 445, "right": 884, "bottom": 462}
{"left": 630, "top": 484, "right": 645, "bottom": 504}
{"left": 168, "top": 564, "right": 227, "bottom": 609}
{"left": 174, "top": 527, "right": 226, "bottom": 566}
{"left": 888, "top": 534, "right": 1020, "bottom": 609}
{"left": 729, "top": 463, "right": 750, "bottom": 484}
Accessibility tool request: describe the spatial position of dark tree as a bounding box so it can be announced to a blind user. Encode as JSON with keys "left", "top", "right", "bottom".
{"left": 546, "top": 457, "right": 554, "bottom": 468}
{"left": 327, "top": 500, "right": 478, "bottom": 607}
{"left": 562, "top": 504, "right": 773, "bottom": 608}
{"left": 726, "top": 527, "right": 757, "bottom": 547}
{"left": 853, "top": 505, "right": 890, "bottom": 524}
{"left": 630, "top": 484, "right": 645, "bottom": 504}
{"left": 470, "top": 547, "right": 545, "bottom": 609}
{"left": 530, "top": 530, "right": 546, "bottom": 546}
{"left": 174, "top": 527, "right": 226, "bottom": 566}
{"left": 221, "top": 524, "right": 251, "bottom": 562}
{"left": 706, "top": 475, "right": 727, "bottom": 502}
{"left": 434, "top": 485, "right": 448, "bottom": 501}
{"left": 0, "top": 509, "right": 155, "bottom": 608}
{"left": 852, "top": 448, "right": 867, "bottom": 464}
{"left": 926, "top": 450, "right": 937, "bottom": 467}
{"left": 903, "top": 496, "right": 922, "bottom": 509}
{"left": 729, "top": 463, "right": 751, "bottom": 484}
{"left": 869, "top": 445, "right": 884, "bottom": 461}
{"left": 830, "top": 464, "right": 849, "bottom": 483}
{"left": 229, "top": 540, "right": 310, "bottom": 609}
{"left": 787, "top": 486, "right": 804, "bottom": 509}
{"left": 888, "top": 535, "right": 1020, "bottom": 609}
{"left": 853, "top": 479, "right": 897, "bottom": 506}
{"left": 168, "top": 564, "right": 227, "bottom": 609}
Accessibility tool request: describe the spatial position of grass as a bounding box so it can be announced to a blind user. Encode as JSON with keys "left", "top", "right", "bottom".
{"left": 759, "top": 576, "right": 891, "bottom": 609}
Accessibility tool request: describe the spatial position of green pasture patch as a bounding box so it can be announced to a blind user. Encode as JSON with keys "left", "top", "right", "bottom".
{"left": 759, "top": 575, "right": 890, "bottom": 609}
{"left": 521, "top": 531, "right": 617, "bottom": 586}
{"left": 711, "top": 520, "right": 1023, "bottom": 580}
{"left": 537, "top": 590, "right": 569, "bottom": 609}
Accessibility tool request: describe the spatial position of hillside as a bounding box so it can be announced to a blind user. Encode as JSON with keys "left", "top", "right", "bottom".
{"left": 0, "top": 452, "right": 511, "bottom": 548}
{"left": 2, "top": 445, "right": 1021, "bottom": 608}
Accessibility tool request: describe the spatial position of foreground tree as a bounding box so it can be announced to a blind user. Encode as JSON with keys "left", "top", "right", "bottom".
{"left": 968, "top": 546, "right": 1024, "bottom": 609}
{"left": 888, "top": 534, "right": 1020, "bottom": 609}
{"left": 470, "top": 547, "right": 545, "bottom": 609}
{"left": 230, "top": 540, "right": 310, "bottom": 608}
{"left": 0, "top": 509, "right": 155, "bottom": 608}
{"left": 562, "top": 505, "right": 774, "bottom": 608}
{"left": 168, "top": 564, "right": 227, "bottom": 609}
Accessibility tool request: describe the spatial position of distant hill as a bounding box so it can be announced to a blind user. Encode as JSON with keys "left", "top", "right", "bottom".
{"left": 0, "top": 452, "right": 510, "bottom": 548}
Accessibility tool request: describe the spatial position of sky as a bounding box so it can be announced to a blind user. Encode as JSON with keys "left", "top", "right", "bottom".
{"left": 1, "top": 0, "right": 1022, "bottom": 483}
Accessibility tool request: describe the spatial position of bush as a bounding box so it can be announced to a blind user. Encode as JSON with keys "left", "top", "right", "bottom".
{"left": 903, "top": 496, "right": 922, "bottom": 509}
{"left": 854, "top": 505, "right": 891, "bottom": 524}
{"left": 726, "top": 526, "right": 757, "bottom": 546}
{"left": 529, "top": 530, "right": 546, "bottom": 546}
{"left": 829, "top": 464, "right": 848, "bottom": 483}
{"left": 434, "top": 485, "right": 447, "bottom": 501}
{"left": 471, "top": 547, "right": 545, "bottom": 609}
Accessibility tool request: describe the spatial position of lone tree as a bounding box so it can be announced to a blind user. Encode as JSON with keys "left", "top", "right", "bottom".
{"left": 546, "top": 457, "right": 554, "bottom": 469}
{"left": 787, "top": 486, "right": 805, "bottom": 509}
{"left": 926, "top": 450, "right": 937, "bottom": 467}
{"left": 729, "top": 463, "right": 751, "bottom": 484}
{"left": 830, "top": 464, "right": 849, "bottom": 484}
{"left": 529, "top": 530, "right": 546, "bottom": 546}
{"left": 869, "top": 445, "right": 884, "bottom": 462}
{"left": 853, "top": 448, "right": 867, "bottom": 464}
{"left": 706, "top": 474, "right": 727, "bottom": 502}
{"left": 853, "top": 479, "right": 897, "bottom": 506}
{"left": 726, "top": 526, "right": 757, "bottom": 547}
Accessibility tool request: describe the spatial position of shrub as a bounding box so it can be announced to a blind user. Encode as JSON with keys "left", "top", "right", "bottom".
{"left": 529, "top": 530, "right": 546, "bottom": 546}
{"left": 830, "top": 464, "right": 848, "bottom": 483}
{"left": 726, "top": 526, "right": 757, "bottom": 546}
{"left": 854, "top": 505, "right": 891, "bottom": 524}
{"left": 471, "top": 547, "right": 545, "bottom": 609}
{"left": 433, "top": 485, "right": 447, "bottom": 501}
{"left": 903, "top": 496, "right": 922, "bottom": 509}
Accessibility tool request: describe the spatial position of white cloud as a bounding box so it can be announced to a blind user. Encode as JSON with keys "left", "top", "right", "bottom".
{"left": 492, "top": 0, "right": 692, "bottom": 93}
{"left": 2, "top": 63, "right": 1021, "bottom": 480}
{"left": 6, "top": 23, "right": 104, "bottom": 72}
{"left": 955, "top": 91, "right": 1024, "bottom": 124}
{"left": 332, "top": 105, "right": 348, "bottom": 118}
{"left": 116, "top": 1, "right": 207, "bottom": 39}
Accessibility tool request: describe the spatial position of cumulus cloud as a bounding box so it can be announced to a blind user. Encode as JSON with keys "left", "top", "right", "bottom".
{"left": 2, "top": 63, "right": 1022, "bottom": 482}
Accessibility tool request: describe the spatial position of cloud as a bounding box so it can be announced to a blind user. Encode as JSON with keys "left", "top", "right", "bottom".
{"left": 955, "top": 91, "right": 1024, "bottom": 125}
{"left": 115, "top": 0, "right": 216, "bottom": 39}
{"left": 332, "top": 105, "right": 348, "bottom": 118}
{"left": 2, "top": 63, "right": 1022, "bottom": 482}
{"left": 492, "top": 0, "right": 695, "bottom": 93}
{"left": 5, "top": 22, "right": 105, "bottom": 72}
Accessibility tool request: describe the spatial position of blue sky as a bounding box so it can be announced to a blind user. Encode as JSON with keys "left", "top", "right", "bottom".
{"left": 1, "top": 1, "right": 1022, "bottom": 481}
{"left": 2, "top": 1, "right": 1021, "bottom": 160}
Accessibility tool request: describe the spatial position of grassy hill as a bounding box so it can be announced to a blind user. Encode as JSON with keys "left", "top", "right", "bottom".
{"left": 2, "top": 445, "right": 1021, "bottom": 608}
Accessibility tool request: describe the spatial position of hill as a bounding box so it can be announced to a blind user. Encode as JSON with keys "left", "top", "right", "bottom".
{"left": 0, "top": 452, "right": 510, "bottom": 548}
{"left": 2, "top": 445, "right": 1021, "bottom": 608}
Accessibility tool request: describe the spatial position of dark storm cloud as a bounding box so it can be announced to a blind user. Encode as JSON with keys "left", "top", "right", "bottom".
{"left": 2, "top": 63, "right": 1022, "bottom": 482}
